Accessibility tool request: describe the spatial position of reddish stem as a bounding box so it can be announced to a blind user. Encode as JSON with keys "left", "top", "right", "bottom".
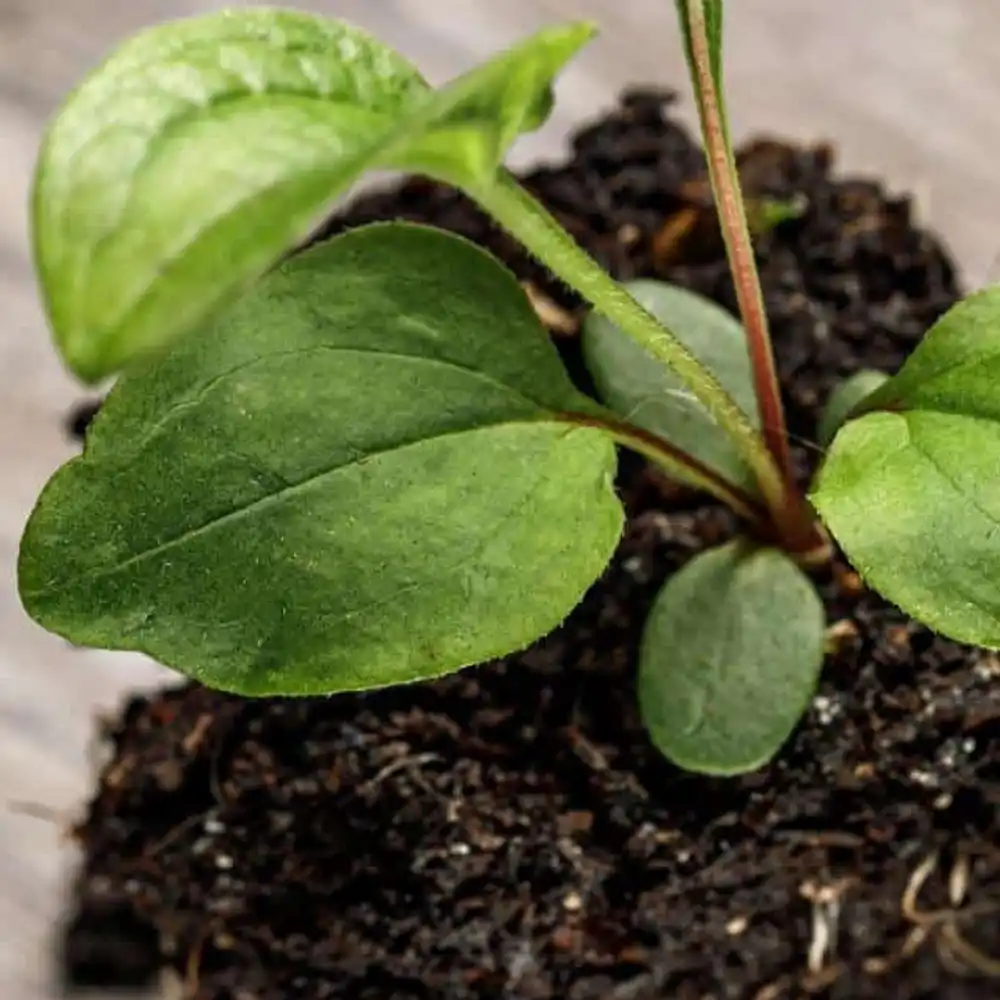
{"left": 560, "top": 409, "right": 770, "bottom": 529}
{"left": 684, "top": 1, "right": 793, "bottom": 488}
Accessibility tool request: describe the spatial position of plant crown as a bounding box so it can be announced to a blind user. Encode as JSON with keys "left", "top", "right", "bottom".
{"left": 19, "top": 2, "right": 1000, "bottom": 774}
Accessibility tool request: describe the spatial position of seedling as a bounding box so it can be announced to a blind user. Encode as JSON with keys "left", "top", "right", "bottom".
{"left": 18, "top": 2, "right": 1000, "bottom": 775}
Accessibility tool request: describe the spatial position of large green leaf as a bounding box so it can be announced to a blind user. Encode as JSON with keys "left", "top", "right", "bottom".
{"left": 19, "top": 224, "right": 622, "bottom": 695}
{"left": 582, "top": 279, "right": 759, "bottom": 492}
{"left": 33, "top": 8, "right": 595, "bottom": 382}
{"left": 638, "top": 540, "right": 825, "bottom": 774}
{"left": 812, "top": 286, "right": 1000, "bottom": 647}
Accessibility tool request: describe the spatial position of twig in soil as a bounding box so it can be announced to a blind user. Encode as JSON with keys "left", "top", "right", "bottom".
{"left": 184, "top": 931, "right": 206, "bottom": 1000}
{"left": 938, "top": 921, "right": 1000, "bottom": 977}
{"left": 752, "top": 975, "right": 793, "bottom": 1000}
{"left": 867, "top": 851, "right": 1000, "bottom": 979}
{"left": 359, "top": 752, "right": 443, "bottom": 794}
{"left": 521, "top": 281, "right": 578, "bottom": 336}
{"left": 800, "top": 966, "right": 843, "bottom": 994}
{"left": 565, "top": 724, "right": 611, "bottom": 772}
{"left": 948, "top": 853, "right": 970, "bottom": 907}
{"left": 103, "top": 752, "right": 138, "bottom": 790}
{"left": 204, "top": 702, "right": 245, "bottom": 806}
{"left": 161, "top": 968, "right": 187, "bottom": 1000}
{"left": 800, "top": 878, "right": 853, "bottom": 976}
{"left": 901, "top": 851, "right": 945, "bottom": 923}
{"left": 651, "top": 206, "right": 699, "bottom": 266}
{"left": 181, "top": 713, "right": 214, "bottom": 754}
{"left": 142, "top": 812, "right": 209, "bottom": 860}
{"left": 773, "top": 830, "right": 864, "bottom": 851}
{"left": 6, "top": 799, "right": 72, "bottom": 827}
{"left": 899, "top": 851, "right": 997, "bottom": 926}
{"left": 863, "top": 923, "right": 932, "bottom": 977}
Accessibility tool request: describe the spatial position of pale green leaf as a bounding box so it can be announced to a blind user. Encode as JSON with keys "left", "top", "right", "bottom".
{"left": 812, "top": 286, "right": 1000, "bottom": 646}
{"left": 34, "top": 10, "right": 427, "bottom": 383}
{"left": 397, "top": 22, "right": 595, "bottom": 182}
{"left": 638, "top": 540, "right": 825, "bottom": 774}
{"left": 33, "top": 8, "right": 594, "bottom": 382}
{"left": 19, "top": 223, "right": 622, "bottom": 695}
{"left": 582, "top": 279, "right": 759, "bottom": 492}
{"left": 816, "top": 369, "right": 889, "bottom": 448}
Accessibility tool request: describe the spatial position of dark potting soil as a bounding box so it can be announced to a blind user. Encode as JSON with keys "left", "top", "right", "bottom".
{"left": 60, "top": 91, "right": 1000, "bottom": 1000}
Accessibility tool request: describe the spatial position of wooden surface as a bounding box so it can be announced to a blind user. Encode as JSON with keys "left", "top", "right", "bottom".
{"left": 3, "top": 1, "right": 1000, "bottom": 995}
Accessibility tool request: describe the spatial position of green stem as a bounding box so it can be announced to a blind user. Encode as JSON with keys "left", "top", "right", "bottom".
{"left": 469, "top": 169, "right": 789, "bottom": 517}
{"left": 560, "top": 409, "right": 769, "bottom": 528}
{"left": 680, "top": 0, "right": 793, "bottom": 486}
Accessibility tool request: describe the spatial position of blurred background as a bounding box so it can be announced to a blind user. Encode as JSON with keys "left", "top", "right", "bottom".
{"left": 2, "top": 1, "right": 999, "bottom": 996}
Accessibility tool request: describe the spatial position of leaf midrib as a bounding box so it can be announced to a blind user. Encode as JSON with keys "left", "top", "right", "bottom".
{"left": 65, "top": 96, "right": 401, "bottom": 342}
{"left": 49, "top": 61, "right": 427, "bottom": 342}
{"left": 903, "top": 412, "right": 1000, "bottom": 538}
{"left": 30, "top": 406, "right": 590, "bottom": 600}
{"left": 880, "top": 351, "right": 1000, "bottom": 417}
{"left": 101, "top": 341, "right": 576, "bottom": 459}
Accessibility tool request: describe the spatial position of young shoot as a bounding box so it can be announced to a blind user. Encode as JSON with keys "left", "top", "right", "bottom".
{"left": 18, "top": 2, "right": 1000, "bottom": 775}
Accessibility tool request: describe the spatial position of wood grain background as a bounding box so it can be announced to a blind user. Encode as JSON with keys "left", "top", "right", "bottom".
{"left": 3, "top": 2, "right": 999, "bottom": 995}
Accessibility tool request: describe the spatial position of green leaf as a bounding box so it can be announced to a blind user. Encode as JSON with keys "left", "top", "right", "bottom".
{"left": 33, "top": 8, "right": 595, "bottom": 382}
{"left": 33, "top": 10, "right": 426, "bottom": 384}
{"left": 812, "top": 286, "right": 1000, "bottom": 647}
{"left": 582, "top": 279, "right": 759, "bottom": 492}
{"left": 398, "top": 22, "right": 595, "bottom": 182}
{"left": 19, "top": 223, "right": 622, "bottom": 695}
{"left": 816, "top": 369, "right": 890, "bottom": 448}
{"left": 638, "top": 540, "right": 825, "bottom": 774}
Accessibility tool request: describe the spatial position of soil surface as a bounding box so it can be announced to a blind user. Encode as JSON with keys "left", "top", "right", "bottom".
{"left": 62, "top": 91, "right": 1000, "bottom": 1000}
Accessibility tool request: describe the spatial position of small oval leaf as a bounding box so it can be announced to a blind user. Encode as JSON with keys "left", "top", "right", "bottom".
{"left": 816, "top": 369, "right": 889, "bottom": 448}
{"left": 582, "top": 279, "right": 759, "bottom": 491}
{"left": 638, "top": 540, "right": 825, "bottom": 774}
{"left": 19, "top": 223, "right": 622, "bottom": 695}
{"left": 812, "top": 287, "right": 1000, "bottom": 647}
{"left": 34, "top": 9, "right": 595, "bottom": 382}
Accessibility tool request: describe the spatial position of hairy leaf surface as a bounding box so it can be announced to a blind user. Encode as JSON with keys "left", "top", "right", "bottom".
{"left": 33, "top": 9, "right": 594, "bottom": 380}
{"left": 639, "top": 541, "right": 824, "bottom": 774}
{"left": 20, "top": 224, "right": 622, "bottom": 694}
{"left": 814, "top": 287, "right": 1000, "bottom": 646}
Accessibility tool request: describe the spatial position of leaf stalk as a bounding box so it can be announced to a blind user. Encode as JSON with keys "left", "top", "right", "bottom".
{"left": 560, "top": 409, "right": 770, "bottom": 528}
{"left": 679, "top": 0, "right": 792, "bottom": 487}
{"left": 468, "top": 170, "right": 790, "bottom": 518}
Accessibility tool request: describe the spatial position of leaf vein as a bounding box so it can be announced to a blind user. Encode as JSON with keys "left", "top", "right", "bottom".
{"left": 100, "top": 342, "right": 560, "bottom": 461}
{"left": 28, "top": 416, "right": 582, "bottom": 599}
